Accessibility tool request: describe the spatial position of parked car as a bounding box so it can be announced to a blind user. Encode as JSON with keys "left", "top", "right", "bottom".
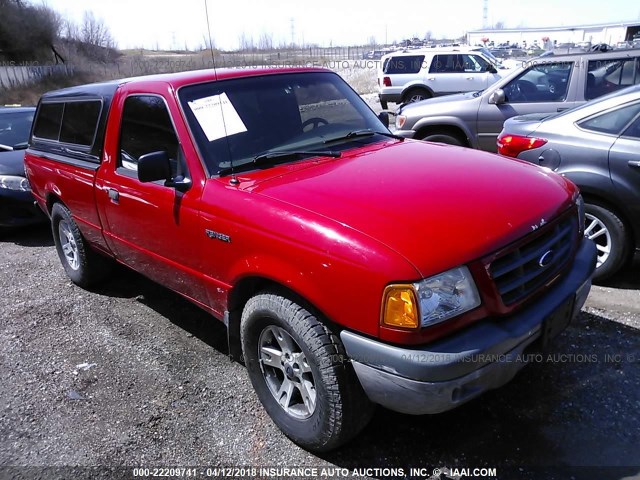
{"left": 394, "top": 49, "right": 640, "bottom": 149}
{"left": 377, "top": 47, "right": 510, "bottom": 109}
{"left": 497, "top": 84, "right": 640, "bottom": 280}
{"left": 0, "top": 106, "right": 45, "bottom": 231}
{"left": 25, "top": 67, "right": 595, "bottom": 452}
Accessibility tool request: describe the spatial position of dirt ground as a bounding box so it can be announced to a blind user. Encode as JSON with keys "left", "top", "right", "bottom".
{"left": 1, "top": 224, "right": 638, "bottom": 480}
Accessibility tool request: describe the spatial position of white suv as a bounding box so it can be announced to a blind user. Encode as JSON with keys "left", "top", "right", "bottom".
{"left": 378, "top": 47, "right": 509, "bottom": 109}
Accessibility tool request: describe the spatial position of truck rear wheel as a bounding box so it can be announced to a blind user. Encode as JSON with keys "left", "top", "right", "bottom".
{"left": 51, "top": 203, "right": 111, "bottom": 288}
{"left": 240, "top": 292, "right": 373, "bottom": 452}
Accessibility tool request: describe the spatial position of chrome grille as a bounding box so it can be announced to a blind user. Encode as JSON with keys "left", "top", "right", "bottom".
{"left": 490, "top": 215, "right": 577, "bottom": 305}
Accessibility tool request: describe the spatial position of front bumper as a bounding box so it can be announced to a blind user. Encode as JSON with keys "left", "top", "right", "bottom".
{"left": 379, "top": 92, "right": 403, "bottom": 104}
{"left": 341, "top": 237, "right": 597, "bottom": 415}
{"left": 0, "top": 190, "right": 47, "bottom": 228}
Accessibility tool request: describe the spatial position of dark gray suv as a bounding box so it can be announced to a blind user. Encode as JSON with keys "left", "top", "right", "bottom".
{"left": 394, "top": 50, "right": 640, "bottom": 150}
{"left": 497, "top": 85, "right": 640, "bottom": 280}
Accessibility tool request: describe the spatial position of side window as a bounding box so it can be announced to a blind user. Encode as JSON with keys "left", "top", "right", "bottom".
{"left": 33, "top": 101, "right": 101, "bottom": 147}
{"left": 504, "top": 62, "right": 573, "bottom": 103}
{"left": 579, "top": 102, "right": 640, "bottom": 135}
{"left": 622, "top": 116, "right": 640, "bottom": 139}
{"left": 383, "top": 55, "right": 424, "bottom": 74}
{"left": 586, "top": 58, "right": 639, "bottom": 100}
{"left": 0, "top": 111, "right": 34, "bottom": 147}
{"left": 463, "top": 54, "right": 489, "bottom": 72}
{"left": 119, "top": 96, "right": 181, "bottom": 177}
{"left": 33, "top": 103, "right": 63, "bottom": 140}
{"left": 59, "top": 101, "right": 101, "bottom": 146}
{"left": 429, "top": 55, "right": 464, "bottom": 73}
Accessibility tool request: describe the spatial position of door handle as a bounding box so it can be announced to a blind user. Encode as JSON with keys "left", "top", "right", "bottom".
{"left": 427, "top": 77, "right": 435, "bottom": 81}
{"left": 466, "top": 77, "right": 474, "bottom": 80}
{"left": 557, "top": 108, "right": 569, "bottom": 112}
{"left": 107, "top": 188, "right": 120, "bottom": 203}
{"left": 629, "top": 160, "right": 640, "bottom": 169}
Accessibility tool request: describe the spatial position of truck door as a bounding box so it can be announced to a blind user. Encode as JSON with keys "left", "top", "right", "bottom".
{"left": 96, "top": 93, "right": 208, "bottom": 307}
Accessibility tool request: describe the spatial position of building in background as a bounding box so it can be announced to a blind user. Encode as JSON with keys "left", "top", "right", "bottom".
{"left": 467, "top": 21, "right": 640, "bottom": 49}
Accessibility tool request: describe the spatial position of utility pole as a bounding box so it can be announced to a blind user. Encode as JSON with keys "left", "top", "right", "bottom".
{"left": 290, "top": 17, "right": 295, "bottom": 48}
{"left": 483, "top": 0, "right": 488, "bottom": 29}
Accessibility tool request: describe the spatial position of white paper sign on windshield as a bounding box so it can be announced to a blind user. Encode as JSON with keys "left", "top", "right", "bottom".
{"left": 187, "top": 92, "right": 247, "bottom": 142}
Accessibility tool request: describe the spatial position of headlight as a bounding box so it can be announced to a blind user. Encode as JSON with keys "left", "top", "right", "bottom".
{"left": 0, "top": 175, "right": 31, "bottom": 192}
{"left": 381, "top": 266, "right": 481, "bottom": 329}
{"left": 576, "top": 193, "right": 585, "bottom": 235}
{"left": 395, "top": 115, "right": 407, "bottom": 129}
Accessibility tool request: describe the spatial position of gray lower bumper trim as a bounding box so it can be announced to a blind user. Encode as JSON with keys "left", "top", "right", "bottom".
{"left": 351, "top": 332, "right": 536, "bottom": 415}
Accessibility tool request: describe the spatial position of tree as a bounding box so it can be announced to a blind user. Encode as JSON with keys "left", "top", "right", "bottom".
{"left": 80, "top": 11, "right": 115, "bottom": 50}
{"left": 258, "top": 32, "right": 274, "bottom": 51}
{"left": 0, "top": 0, "right": 62, "bottom": 62}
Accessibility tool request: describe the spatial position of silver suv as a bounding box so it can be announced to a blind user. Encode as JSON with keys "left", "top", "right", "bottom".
{"left": 394, "top": 49, "right": 640, "bottom": 149}
{"left": 378, "top": 47, "right": 508, "bottom": 109}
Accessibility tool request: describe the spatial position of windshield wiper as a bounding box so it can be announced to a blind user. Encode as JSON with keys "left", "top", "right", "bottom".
{"left": 253, "top": 149, "right": 341, "bottom": 163}
{"left": 323, "top": 129, "right": 404, "bottom": 144}
{"left": 218, "top": 150, "right": 341, "bottom": 176}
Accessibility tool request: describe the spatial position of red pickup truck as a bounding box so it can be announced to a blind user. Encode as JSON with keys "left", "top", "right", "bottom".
{"left": 24, "top": 67, "right": 596, "bottom": 452}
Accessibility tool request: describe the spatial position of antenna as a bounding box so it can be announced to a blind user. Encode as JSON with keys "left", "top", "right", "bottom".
{"left": 204, "top": 0, "right": 238, "bottom": 185}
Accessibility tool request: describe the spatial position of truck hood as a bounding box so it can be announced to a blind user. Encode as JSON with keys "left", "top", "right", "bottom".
{"left": 244, "top": 140, "right": 576, "bottom": 277}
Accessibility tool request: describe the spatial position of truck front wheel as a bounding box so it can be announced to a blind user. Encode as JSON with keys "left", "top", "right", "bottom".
{"left": 240, "top": 292, "right": 373, "bottom": 452}
{"left": 51, "top": 203, "right": 111, "bottom": 288}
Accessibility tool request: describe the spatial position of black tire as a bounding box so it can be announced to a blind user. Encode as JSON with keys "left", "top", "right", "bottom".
{"left": 403, "top": 88, "right": 431, "bottom": 104}
{"left": 51, "top": 203, "right": 112, "bottom": 288}
{"left": 240, "top": 292, "right": 374, "bottom": 452}
{"left": 422, "top": 133, "right": 464, "bottom": 146}
{"left": 584, "top": 203, "right": 629, "bottom": 281}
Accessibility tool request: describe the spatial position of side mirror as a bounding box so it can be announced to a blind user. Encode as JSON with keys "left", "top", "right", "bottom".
{"left": 138, "top": 151, "right": 171, "bottom": 183}
{"left": 486, "top": 64, "right": 498, "bottom": 74}
{"left": 488, "top": 89, "right": 506, "bottom": 105}
{"left": 378, "top": 111, "right": 390, "bottom": 128}
{"left": 138, "top": 150, "right": 192, "bottom": 192}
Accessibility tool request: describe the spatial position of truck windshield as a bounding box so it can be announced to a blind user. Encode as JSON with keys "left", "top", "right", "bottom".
{"left": 178, "top": 71, "right": 386, "bottom": 176}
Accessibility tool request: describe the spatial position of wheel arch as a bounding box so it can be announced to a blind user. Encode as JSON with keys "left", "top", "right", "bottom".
{"left": 413, "top": 121, "right": 472, "bottom": 147}
{"left": 225, "top": 274, "right": 340, "bottom": 363}
{"left": 578, "top": 189, "right": 636, "bottom": 255}
{"left": 46, "top": 192, "right": 64, "bottom": 214}
{"left": 563, "top": 170, "right": 636, "bottom": 250}
{"left": 401, "top": 84, "right": 434, "bottom": 101}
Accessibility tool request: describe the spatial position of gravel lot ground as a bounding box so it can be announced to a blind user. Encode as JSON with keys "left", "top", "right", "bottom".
{"left": 1, "top": 224, "right": 639, "bottom": 480}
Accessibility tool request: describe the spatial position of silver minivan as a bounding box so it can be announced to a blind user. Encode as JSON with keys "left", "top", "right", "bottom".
{"left": 394, "top": 50, "right": 640, "bottom": 150}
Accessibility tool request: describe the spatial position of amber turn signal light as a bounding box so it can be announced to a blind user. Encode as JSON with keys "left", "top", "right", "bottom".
{"left": 381, "top": 285, "right": 419, "bottom": 329}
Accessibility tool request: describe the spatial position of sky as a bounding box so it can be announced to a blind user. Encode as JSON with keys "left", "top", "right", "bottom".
{"left": 43, "top": 0, "right": 640, "bottom": 51}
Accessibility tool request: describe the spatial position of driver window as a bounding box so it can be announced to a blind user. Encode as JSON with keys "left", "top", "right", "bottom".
{"left": 463, "top": 54, "right": 488, "bottom": 72}
{"left": 504, "top": 62, "right": 573, "bottom": 103}
{"left": 119, "top": 95, "right": 182, "bottom": 177}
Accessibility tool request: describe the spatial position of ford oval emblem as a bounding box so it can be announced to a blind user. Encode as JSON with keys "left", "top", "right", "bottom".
{"left": 538, "top": 250, "right": 555, "bottom": 268}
